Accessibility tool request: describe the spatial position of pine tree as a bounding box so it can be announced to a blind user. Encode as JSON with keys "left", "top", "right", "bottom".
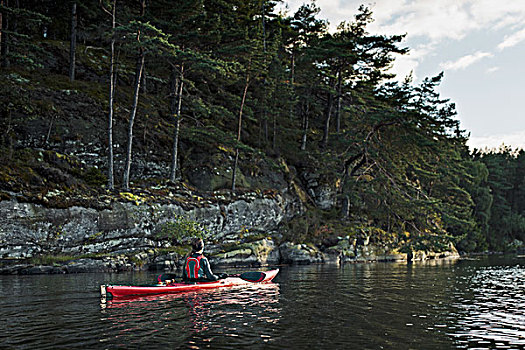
{"left": 101, "top": 0, "right": 117, "bottom": 190}
{"left": 68, "top": 2, "right": 76, "bottom": 81}
{"left": 117, "top": 20, "right": 171, "bottom": 191}
{"left": 0, "top": 1, "right": 49, "bottom": 68}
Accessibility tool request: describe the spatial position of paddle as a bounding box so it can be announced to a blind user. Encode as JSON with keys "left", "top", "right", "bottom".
{"left": 230, "top": 271, "right": 267, "bottom": 283}
{"left": 155, "top": 271, "right": 267, "bottom": 284}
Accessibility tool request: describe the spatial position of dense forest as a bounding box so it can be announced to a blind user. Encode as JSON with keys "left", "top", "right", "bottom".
{"left": 0, "top": 0, "right": 524, "bottom": 254}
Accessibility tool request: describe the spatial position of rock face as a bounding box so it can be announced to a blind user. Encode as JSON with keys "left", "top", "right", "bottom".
{"left": 300, "top": 171, "right": 337, "bottom": 210}
{"left": 0, "top": 190, "right": 460, "bottom": 274}
{"left": 211, "top": 238, "right": 280, "bottom": 267}
{"left": 279, "top": 243, "right": 324, "bottom": 264}
{"left": 0, "top": 192, "right": 298, "bottom": 273}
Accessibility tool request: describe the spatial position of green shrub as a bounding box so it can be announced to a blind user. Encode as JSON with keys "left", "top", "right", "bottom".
{"left": 156, "top": 215, "right": 207, "bottom": 244}
{"left": 83, "top": 167, "right": 106, "bottom": 187}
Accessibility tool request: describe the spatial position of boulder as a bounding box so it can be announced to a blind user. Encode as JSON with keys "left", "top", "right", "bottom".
{"left": 279, "top": 242, "right": 324, "bottom": 264}
{"left": 211, "top": 239, "right": 280, "bottom": 267}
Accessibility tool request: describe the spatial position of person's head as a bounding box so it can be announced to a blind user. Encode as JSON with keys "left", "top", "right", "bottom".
{"left": 191, "top": 238, "right": 204, "bottom": 253}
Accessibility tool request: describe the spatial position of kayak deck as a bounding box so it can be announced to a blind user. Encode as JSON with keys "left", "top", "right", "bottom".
{"left": 101, "top": 269, "right": 279, "bottom": 299}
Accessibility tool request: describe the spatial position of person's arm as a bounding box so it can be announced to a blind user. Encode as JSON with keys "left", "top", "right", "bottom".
{"left": 201, "top": 257, "right": 219, "bottom": 281}
{"left": 182, "top": 254, "right": 189, "bottom": 280}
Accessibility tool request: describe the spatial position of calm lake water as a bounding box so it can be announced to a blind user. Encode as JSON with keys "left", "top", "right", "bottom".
{"left": 1, "top": 255, "right": 524, "bottom": 349}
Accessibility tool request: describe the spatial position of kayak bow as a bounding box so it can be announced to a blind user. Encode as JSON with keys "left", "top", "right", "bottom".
{"left": 100, "top": 269, "right": 279, "bottom": 300}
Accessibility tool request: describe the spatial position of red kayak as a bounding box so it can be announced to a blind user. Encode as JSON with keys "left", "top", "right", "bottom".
{"left": 101, "top": 269, "right": 279, "bottom": 299}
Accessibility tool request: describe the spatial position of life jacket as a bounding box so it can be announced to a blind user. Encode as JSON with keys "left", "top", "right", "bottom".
{"left": 185, "top": 254, "right": 203, "bottom": 279}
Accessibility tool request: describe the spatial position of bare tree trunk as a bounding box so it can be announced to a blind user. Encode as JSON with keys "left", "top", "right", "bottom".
{"left": 141, "top": 66, "right": 147, "bottom": 93}
{"left": 321, "top": 79, "right": 335, "bottom": 148}
{"left": 289, "top": 50, "right": 295, "bottom": 122}
{"left": 300, "top": 102, "right": 309, "bottom": 151}
{"left": 107, "top": 0, "right": 116, "bottom": 190}
{"left": 335, "top": 69, "right": 342, "bottom": 133}
{"left": 261, "top": 0, "right": 266, "bottom": 52}
{"left": 263, "top": 109, "right": 268, "bottom": 144}
{"left": 6, "top": 111, "right": 13, "bottom": 159}
{"left": 69, "top": 2, "right": 77, "bottom": 82}
{"left": 257, "top": 111, "right": 262, "bottom": 148}
{"left": 272, "top": 108, "right": 276, "bottom": 151}
{"left": 271, "top": 88, "right": 277, "bottom": 151}
{"left": 122, "top": 51, "right": 145, "bottom": 191}
{"left": 43, "top": 115, "right": 56, "bottom": 146}
{"left": 0, "top": 1, "right": 3, "bottom": 54}
{"left": 260, "top": 1, "right": 268, "bottom": 147}
{"left": 1, "top": 0, "right": 9, "bottom": 67}
{"left": 169, "top": 63, "right": 184, "bottom": 182}
{"left": 231, "top": 74, "right": 250, "bottom": 192}
{"left": 2, "top": 109, "right": 12, "bottom": 147}
{"left": 341, "top": 195, "right": 350, "bottom": 219}
{"left": 140, "top": 0, "right": 146, "bottom": 16}
{"left": 121, "top": 1, "right": 146, "bottom": 190}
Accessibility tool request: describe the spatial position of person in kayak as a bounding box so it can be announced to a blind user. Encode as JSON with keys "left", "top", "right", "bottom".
{"left": 183, "top": 238, "right": 225, "bottom": 282}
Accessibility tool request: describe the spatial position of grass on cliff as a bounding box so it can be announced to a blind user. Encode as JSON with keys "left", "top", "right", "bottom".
{"left": 29, "top": 253, "right": 109, "bottom": 266}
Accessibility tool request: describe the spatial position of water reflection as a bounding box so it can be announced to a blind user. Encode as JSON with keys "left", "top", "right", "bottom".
{"left": 274, "top": 261, "right": 459, "bottom": 349}
{"left": 1, "top": 257, "right": 524, "bottom": 349}
{"left": 99, "top": 283, "right": 281, "bottom": 349}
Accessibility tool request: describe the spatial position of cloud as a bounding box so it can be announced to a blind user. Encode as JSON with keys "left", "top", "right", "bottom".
{"left": 389, "top": 43, "right": 436, "bottom": 80}
{"left": 282, "top": 1, "right": 525, "bottom": 41}
{"left": 370, "top": 0, "right": 478, "bottom": 41}
{"left": 498, "top": 27, "right": 525, "bottom": 50}
{"left": 470, "top": 0, "right": 525, "bottom": 29}
{"left": 467, "top": 130, "right": 525, "bottom": 151}
{"left": 440, "top": 51, "right": 493, "bottom": 71}
{"left": 370, "top": 0, "right": 525, "bottom": 41}
{"left": 280, "top": 1, "right": 525, "bottom": 76}
{"left": 486, "top": 66, "right": 500, "bottom": 74}
{"left": 281, "top": 0, "right": 479, "bottom": 40}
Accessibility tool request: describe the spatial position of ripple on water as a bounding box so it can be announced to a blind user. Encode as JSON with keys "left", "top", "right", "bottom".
{"left": 450, "top": 264, "right": 525, "bottom": 348}
{"left": 1, "top": 259, "right": 524, "bottom": 349}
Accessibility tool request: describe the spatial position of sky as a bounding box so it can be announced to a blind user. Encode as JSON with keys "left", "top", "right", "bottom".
{"left": 281, "top": 0, "right": 525, "bottom": 151}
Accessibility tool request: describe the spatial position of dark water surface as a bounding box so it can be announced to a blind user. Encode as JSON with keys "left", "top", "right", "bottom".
{"left": 1, "top": 256, "right": 524, "bottom": 349}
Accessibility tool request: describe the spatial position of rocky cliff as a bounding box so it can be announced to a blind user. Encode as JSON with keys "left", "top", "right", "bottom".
{"left": 0, "top": 184, "right": 459, "bottom": 275}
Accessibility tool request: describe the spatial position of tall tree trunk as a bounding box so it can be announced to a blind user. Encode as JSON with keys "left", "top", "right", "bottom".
{"left": 122, "top": 51, "right": 145, "bottom": 191}
{"left": 335, "top": 69, "right": 342, "bottom": 133}
{"left": 263, "top": 106, "right": 268, "bottom": 144}
{"left": 231, "top": 74, "right": 250, "bottom": 192}
{"left": 321, "top": 79, "right": 335, "bottom": 148}
{"left": 43, "top": 114, "right": 56, "bottom": 147}
{"left": 69, "top": 2, "right": 77, "bottom": 82}
{"left": 2, "top": 109, "right": 12, "bottom": 147}
{"left": 107, "top": 0, "right": 116, "bottom": 190}
{"left": 140, "top": 0, "right": 146, "bottom": 16}
{"left": 272, "top": 106, "right": 277, "bottom": 151}
{"left": 289, "top": 50, "right": 295, "bottom": 122}
{"left": 341, "top": 195, "right": 350, "bottom": 219}
{"left": 260, "top": 1, "right": 268, "bottom": 146}
{"left": 261, "top": 82, "right": 268, "bottom": 145}
{"left": 0, "top": 0, "right": 3, "bottom": 55}
{"left": 300, "top": 102, "right": 309, "bottom": 151}
{"left": 1, "top": 0, "right": 9, "bottom": 68}
{"left": 261, "top": 0, "right": 266, "bottom": 52}
{"left": 141, "top": 66, "right": 147, "bottom": 93}
{"left": 169, "top": 63, "right": 184, "bottom": 183}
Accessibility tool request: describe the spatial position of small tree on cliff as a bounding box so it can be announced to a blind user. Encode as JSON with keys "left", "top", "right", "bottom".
{"left": 100, "top": 0, "right": 117, "bottom": 190}
{"left": 116, "top": 20, "right": 171, "bottom": 191}
{"left": 226, "top": 2, "right": 272, "bottom": 192}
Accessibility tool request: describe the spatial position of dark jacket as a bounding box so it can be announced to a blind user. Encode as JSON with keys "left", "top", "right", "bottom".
{"left": 182, "top": 252, "right": 219, "bottom": 282}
